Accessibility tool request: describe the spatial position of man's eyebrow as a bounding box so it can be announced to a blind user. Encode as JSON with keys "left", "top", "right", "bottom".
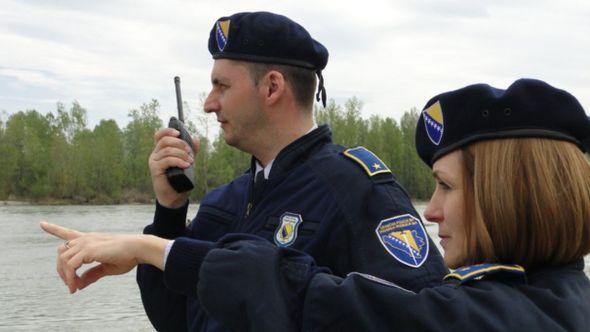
{"left": 211, "top": 77, "right": 229, "bottom": 85}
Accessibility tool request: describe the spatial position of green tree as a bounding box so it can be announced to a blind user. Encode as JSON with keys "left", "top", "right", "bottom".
{"left": 91, "top": 120, "right": 125, "bottom": 201}
{"left": 0, "top": 112, "right": 18, "bottom": 199}
{"left": 124, "top": 99, "right": 163, "bottom": 195}
{"left": 398, "top": 108, "right": 434, "bottom": 200}
{"left": 47, "top": 102, "right": 88, "bottom": 199}
{"left": 3, "top": 111, "right": 53, "bottom": 198}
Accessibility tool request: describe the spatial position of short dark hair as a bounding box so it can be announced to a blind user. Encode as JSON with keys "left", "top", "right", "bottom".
{"left": 246, "top": 63, "right": 317, "bottom": 111}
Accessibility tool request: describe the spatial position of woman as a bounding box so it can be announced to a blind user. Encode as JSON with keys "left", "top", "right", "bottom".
{"left": 196, "top": 78, "right": 590, "bottom": 331}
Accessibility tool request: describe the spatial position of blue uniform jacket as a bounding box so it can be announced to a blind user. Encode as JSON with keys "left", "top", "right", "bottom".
{"left": 137, "top": 125, "right": 447, "bottom": 331}
{"left": 197, "top": 237, "right": 590, "bottom": 331}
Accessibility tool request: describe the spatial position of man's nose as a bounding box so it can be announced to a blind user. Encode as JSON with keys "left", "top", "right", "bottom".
{"left": 204, "top": 92, "right": 219, "bottom": 113}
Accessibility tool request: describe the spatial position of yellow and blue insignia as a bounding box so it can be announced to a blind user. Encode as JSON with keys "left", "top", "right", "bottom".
{"left": 444, "top": 264, "right": 525, "bottom": 284}
{"left": 274, "top": 212, "right": 303, "bottom": 247}
{"left": 344, "top": 147, "right": 391, "bottom": 177}
{"left": 422, "top": 100, "right": 444, "bottom": 145}
{"left": 375, "top": 214, "right": 429, "bottom": 268}
{"left": 215, "top": 19, "right": 230, "bottom": 51}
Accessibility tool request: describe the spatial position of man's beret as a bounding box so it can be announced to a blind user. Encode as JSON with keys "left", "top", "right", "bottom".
{"left": 208, "top": 11, "right": 328, "bottom": 71}
{"left": 416, "top": 78, "right": 590, "bottom": 167}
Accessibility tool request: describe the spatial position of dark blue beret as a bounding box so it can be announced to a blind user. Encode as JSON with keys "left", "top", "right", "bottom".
{"left": 208, "top": 11, "right": 329, "bottom": 106}
{"left": 208, "top": 11, "right": 328, "bottom": 71}
{"left": 416, "top": 78, "right": 590, "bottom": 167}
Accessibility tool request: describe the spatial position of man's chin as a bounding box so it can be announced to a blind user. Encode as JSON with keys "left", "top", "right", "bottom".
{"left": 222, "top": 134, "right": 237, "bottom": 147}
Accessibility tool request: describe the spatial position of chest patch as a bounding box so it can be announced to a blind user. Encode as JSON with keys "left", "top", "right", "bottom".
{"left": 274, "top": 212, "right": 303, "bottom": 247}
{"left": 375, "top": 214, "right": 429, "bottom": 268}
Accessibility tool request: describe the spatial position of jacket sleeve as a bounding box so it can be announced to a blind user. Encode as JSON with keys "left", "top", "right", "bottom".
{"left": 136, "top": 201, "right": 190, "bottom": 332}
{"left": 302, "top": 272, "right": 484, "bottom": 331}
{"left": 197, "top": 235, "right": 329, "bottom": 332}
{"left": 136, "top": 201, "right": 215, "bottom": 332}
{"left": 324, "top": 170, "right": 448, "bottom": 292}
{"left": 197, "top": 238, "right": 525, "bottom": 332}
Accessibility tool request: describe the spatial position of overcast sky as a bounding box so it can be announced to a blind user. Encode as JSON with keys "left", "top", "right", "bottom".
{"left": 1, "top": 0, "right": 589, "bottom": 131}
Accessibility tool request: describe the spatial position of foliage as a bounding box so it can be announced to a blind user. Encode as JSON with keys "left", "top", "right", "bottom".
{"left": 0, "top": 97, "right": 436, "bottom": 203}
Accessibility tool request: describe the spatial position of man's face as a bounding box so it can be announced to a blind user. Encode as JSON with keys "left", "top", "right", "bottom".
{"left": 204, "top": 59, "right": 265, "bottom": 150}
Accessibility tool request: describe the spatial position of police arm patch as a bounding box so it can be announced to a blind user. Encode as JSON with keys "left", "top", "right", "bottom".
{"left": 343, "top": 147, "right": 391, "bottom": 177}
{"left": 375, "top": 214, "right": 429, "bottom": 268}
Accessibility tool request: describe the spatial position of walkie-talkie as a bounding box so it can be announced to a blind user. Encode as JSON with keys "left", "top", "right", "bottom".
{"left": 165, "top": 76, "right": 195, "bottom": 192}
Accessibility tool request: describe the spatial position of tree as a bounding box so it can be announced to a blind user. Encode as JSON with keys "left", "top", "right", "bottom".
{"left": 124, "top": 99, "right": 163, "bottom": 195}
{"left": 399, "top": 108, "right": 434, "bottom": 200}
{"left": 90, "top": 120, "right": 125, "bottom": 201}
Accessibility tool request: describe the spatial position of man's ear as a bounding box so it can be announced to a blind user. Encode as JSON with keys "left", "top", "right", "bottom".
{"left": 262, "top": 70, "right": 286, "bottom": 106}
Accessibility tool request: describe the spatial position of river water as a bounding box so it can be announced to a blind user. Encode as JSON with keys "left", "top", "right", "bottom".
{"left": 0, "top": 204, "right": 589, "bottom": 331}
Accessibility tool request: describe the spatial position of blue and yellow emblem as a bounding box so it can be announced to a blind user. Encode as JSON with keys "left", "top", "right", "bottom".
{"left": 375, "top": 214, "right": 429, "bottom": 268}
{"left": 343, "top": 147, "right": 391, "bottom": 177}
{"left": 422, "top": 100, "right": 444, "bottom": 145}
{"left": 274, "top": 212, "right": 303, "bottom": 247}
{"left": 215, "top": 19, "right": 230, "bottom": 51}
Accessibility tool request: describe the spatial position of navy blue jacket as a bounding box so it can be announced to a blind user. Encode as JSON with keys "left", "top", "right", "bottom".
{"left": 137, "top": 125, "right": 447, "bottom": 331}
{"left": 198, "top": 237, "right": 590, "bottom": 332}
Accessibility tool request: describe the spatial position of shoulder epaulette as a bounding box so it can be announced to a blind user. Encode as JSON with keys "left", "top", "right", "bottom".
{"left": 444, "top": 263, "right": 525, "bottom": 284}
{"left": 343, "top": 147, "right": 391, "bottom": 177}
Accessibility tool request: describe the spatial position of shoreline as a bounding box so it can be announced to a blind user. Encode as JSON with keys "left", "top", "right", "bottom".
{"left": 0, "top": 199, "right": 156, "bottom": 206}
{"left": 2, "top": 199, "right": 429, "bottom": 206}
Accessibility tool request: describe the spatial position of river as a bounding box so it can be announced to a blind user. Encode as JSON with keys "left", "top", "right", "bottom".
{"left": 0, "top": 204, "right": 588, "bottom": 330}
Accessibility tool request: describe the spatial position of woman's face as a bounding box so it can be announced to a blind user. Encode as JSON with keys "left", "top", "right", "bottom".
{"left": 424, "top": 150, "right": 468, "bottom": 269}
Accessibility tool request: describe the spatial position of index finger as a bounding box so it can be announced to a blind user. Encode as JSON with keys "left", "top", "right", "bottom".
{"left": 40, "top": 221, "right": 83, "bottom": 240}
{"left": 153, "top": 128, "right": 180, "bottom": 144}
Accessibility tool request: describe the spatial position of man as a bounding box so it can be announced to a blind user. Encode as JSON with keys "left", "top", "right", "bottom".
{"left": 41, "top": 11, "right": 447, "bottom": 331}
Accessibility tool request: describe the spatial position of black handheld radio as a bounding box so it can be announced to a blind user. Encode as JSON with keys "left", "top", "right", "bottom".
{"left": 165, "top": 76, "right": 195, "bottom": 192}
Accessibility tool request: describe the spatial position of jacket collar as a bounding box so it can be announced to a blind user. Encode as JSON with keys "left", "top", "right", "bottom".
{"left": 249, "top": 125, "right": 332, "bottom": 180}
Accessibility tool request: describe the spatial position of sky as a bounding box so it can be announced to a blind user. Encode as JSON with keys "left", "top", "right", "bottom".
{"left": 1, "top": 0, "right": 589, "bottom": 132}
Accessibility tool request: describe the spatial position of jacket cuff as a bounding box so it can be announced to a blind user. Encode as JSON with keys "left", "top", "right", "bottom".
{"left": 163, "top": 237, "right": 216, "bottom": 297}
{"left": 144, "top": 200, "right": 189, "bottom": 239}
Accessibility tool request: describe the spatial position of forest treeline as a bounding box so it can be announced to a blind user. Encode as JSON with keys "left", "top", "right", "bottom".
{"left": 0, "top": 97, "right": 434, "bottom": 203}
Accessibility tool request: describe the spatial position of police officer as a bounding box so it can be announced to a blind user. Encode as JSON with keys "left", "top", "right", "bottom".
{"left": 196, "top": 78, "right": 590, "bottom": 331}
{"left": 40, "top": 11, "right": 447, "bottom": 331}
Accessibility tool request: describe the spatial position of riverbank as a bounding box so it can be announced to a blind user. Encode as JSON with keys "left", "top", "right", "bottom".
{"left": 1, "top": 197, "right": 428, "bottom": 206}
{"left": 0, "top": 190, "right": 158, "bottom": 205}
{"left": 0, "top": 198, "right": 155, "bottom": 205}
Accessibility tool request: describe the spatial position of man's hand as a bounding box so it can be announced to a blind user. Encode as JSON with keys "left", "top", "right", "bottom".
{"left": 149, "top": 128, "right": 200, "bottom": 208}
{"left": 40, "top": 222, "right": 169, "bottom": 294}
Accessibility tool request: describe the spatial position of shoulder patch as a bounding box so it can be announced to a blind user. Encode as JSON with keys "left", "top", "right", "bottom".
{"left": 375, "top": 214, "right": 429, "bottom": 268}
{"left": 343, "top": 147, "right": 391, "bottom": 177}
{"left": 444, "top": 264, "right": 525, "bottom": 284}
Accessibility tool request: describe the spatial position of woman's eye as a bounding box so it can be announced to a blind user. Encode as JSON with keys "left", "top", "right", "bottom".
{"left": 438, "top": 181, "right": 451, "bottom": 190}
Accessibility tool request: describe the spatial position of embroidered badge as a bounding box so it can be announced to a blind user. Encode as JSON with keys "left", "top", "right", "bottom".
{"left": 274, "top": 212, "right": 303, "bottom": 247}
{"left": 422, "top": 100, "right": 444, "bottom": 145}
{"left": 375, "top": 214, "right": 429, "bottom": 268}
{"left": 343, "top": 147, "right": 391, "bottom": 177}
{"left": 216, "top": 19, "right": 230, "bottom": 51}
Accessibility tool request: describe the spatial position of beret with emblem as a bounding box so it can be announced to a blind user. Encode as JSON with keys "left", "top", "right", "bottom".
{"left": 416, "top": 78, "right": 590, "bottom": 167}
{"left": 208, "top": 11, "right": 328, "bottom": 70}
{"left": 208, "top": 11, "right": 329, "bottom": 105}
